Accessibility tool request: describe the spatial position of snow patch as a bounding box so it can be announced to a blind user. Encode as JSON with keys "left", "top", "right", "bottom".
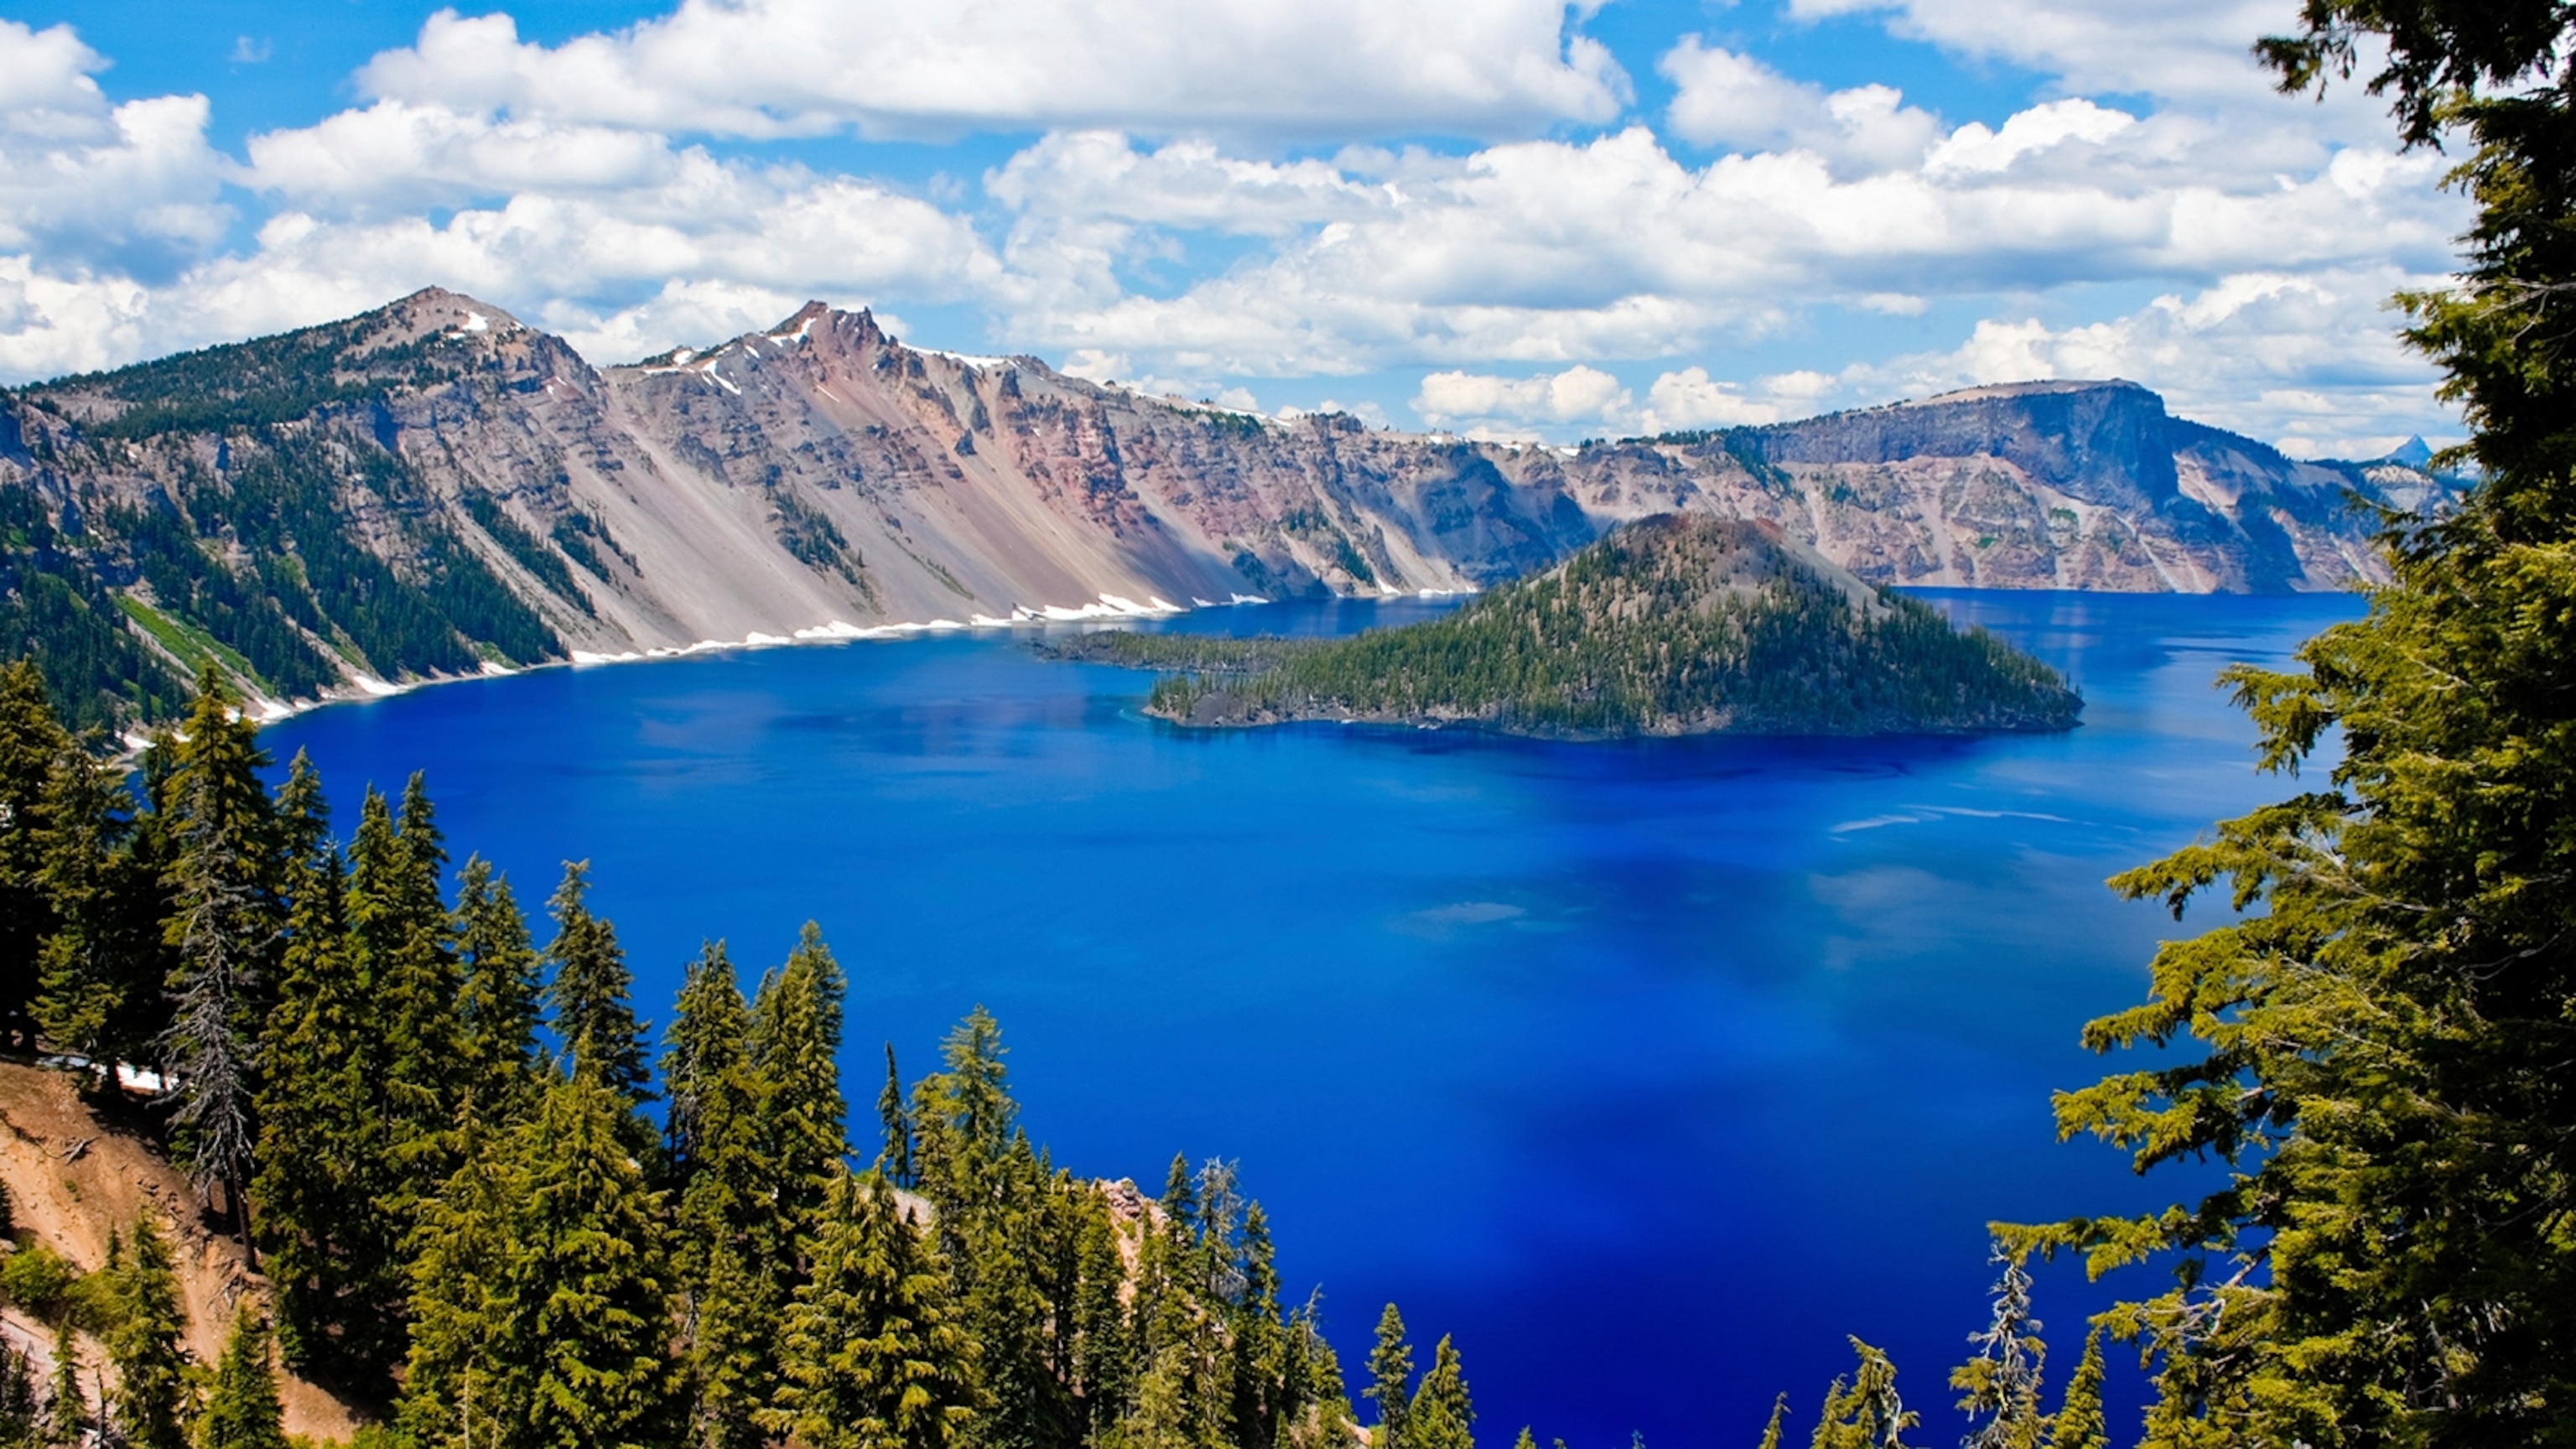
{"left": 352, "top": 674, "right": 404, "bottom": 698}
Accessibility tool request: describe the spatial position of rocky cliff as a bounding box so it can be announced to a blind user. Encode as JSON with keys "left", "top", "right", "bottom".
{"left": 0, "top": 290, "right": 2442, "bottom": 720}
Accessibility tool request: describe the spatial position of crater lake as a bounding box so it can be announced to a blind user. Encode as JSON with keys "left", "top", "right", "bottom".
{"left": 262, "top": 589, "right": 2361, "bottom": 1449}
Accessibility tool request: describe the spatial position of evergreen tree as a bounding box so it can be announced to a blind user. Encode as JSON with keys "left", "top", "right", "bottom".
{"left": 748, "top": 922, "right": 849, "bottom": 1250}
{"left": 543, "top": 862, "right": 649, "bottom": 1100}
{"left": 1950, "top": 1248, "right": 2046, "bottom": 1449}
{"left": 39, "top": 1327, "right": 83, "bottom": 1449}
{"left": 198, "top": 1309, "right": 288, "bottom": 1449}
{"left": 399, "top": 1114, "right": 523, "bottom": 1449}
{"left": 765, "top": 1170, "right": 978, "bottom": 1449}
{"left": 1364, "top": 1306, "right": 1413, "bottom": 1449}
{"left": 2044, "top": 1333, "right": 2103, "bottom": 1449}
{"left": 1228, "top": 1202, "right": 1290, "bottom": 1449}
{"left": 1067, "top": 1189, "right": 1134, "bottom": 1444}
{"left": 0, "top": 1342, "right": 37, "bottom": 1449}
{"left": 101, "top": 1217, "right": 191, "bottom": 1449}
{"left": 506, "top": 1072, "right": 679, "bottom": 1449}
{"left": 34, "top": 740, "right": 159, "bottom": 1071}
{"left": 253, "top": 763, "right": 404, "bottom": 1383}
{"left": 2013, "top": 3, "right": 2576, "bottom": 1443}
{"left": 0, "top": 658, "right": 66, "bottom": 1050}
{"left": 452, "top": 856, "right": 543, "bottom": 1117}
{"left": 661, "top": 943, "right": 781, "bottom": 1449}
{"left": 357, "top": 776, "right": 470, "bottom": 1222}
{"left": 158, "top": 667, "right": 280, "bottom": 1239}
{"left": 1278, "top": 1291, "right": 1351, "bottom": 1449}
{"left": 879, "top": 1043, "right": 915, "bottom": 1188}
{"left": 1753, "top": 1394, "right": 1789, "bottom": 1449}
{"left": 1807, "top": 1340, "right": 1912, "bottom": 1449}
{"left": 1409, "top": 1337, "right": 1473, "bottom": 1449}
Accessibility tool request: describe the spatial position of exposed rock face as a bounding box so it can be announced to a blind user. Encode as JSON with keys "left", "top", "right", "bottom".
{"left": 0, "top": 289, "right": 2443, "bottom": 712}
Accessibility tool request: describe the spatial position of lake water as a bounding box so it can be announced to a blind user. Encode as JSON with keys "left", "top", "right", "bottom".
{"left": 263, "top": 589, "right": 2363, "bottom": 1449}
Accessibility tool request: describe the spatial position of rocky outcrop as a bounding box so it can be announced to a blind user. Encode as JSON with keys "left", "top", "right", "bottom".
{"left": 0, "top": 290, "right": 2444, "bottom": 715}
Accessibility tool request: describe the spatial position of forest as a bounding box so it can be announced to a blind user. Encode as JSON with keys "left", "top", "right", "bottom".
{"left": 1044, "top": 517, "right": 2080, "bottom": 738}
{"left": 0, "top": 661, "right": 1421, "bottom": 1449}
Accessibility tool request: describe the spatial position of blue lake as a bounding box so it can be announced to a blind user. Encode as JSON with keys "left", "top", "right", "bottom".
{"left": 262, "top": 589, "right": 2363, "bottom": 1449}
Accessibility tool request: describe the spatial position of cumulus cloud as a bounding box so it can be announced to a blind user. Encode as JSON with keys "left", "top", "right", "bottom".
{"left": 1415, "top": 365, "right": 1630, "bottom": 434}
{"left": 1903, "top": 272, "right": 2445, "bottom": 455}
{"left": 1786, "top": 0, "right": 2320, "bottom": 104}
{"left": 991, "top": 112, "right": 2457, "bottom": 383}
{"left": 1659, "top": 39, "right": 1940, "bottom": 174}
{"left": 353, "top": 2, "right": 1628, "bottom": 143}
{"left": 0, "top": 8, "right": 2470, "bottom": 453}
{"left": 0, "top": 21, "right": 229, "bottom": 278}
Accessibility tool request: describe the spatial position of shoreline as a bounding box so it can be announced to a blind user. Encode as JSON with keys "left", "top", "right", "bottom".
{"left": 163, "top": 585, "right": 1477, "bottom": 748}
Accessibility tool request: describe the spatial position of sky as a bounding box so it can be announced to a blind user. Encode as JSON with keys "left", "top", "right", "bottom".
{"left": 0, "top": 0, "right": 2472, "bottom": 455}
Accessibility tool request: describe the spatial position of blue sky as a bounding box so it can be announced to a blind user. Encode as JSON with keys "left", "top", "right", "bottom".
{"left": 0, "top": 0, "right": 2466, "bottom": 454}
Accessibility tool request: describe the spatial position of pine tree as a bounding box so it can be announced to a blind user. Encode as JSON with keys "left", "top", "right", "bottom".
{"left": 33, "top": 740, "right": 157, "bottom": 1071}
{"left": 1228, "top": 1202, "right": 1290, "bottom": 1449}
{"left": 453, "top": 855, "right": 543, "bottom": 1118}
{"left": 1753, "top": 1395, "right": 1789, "bottom": 1449}
{"left": 1364, "top": 1305, "right": 1413, "bottom": 1449}
{"left": 359, "top": 776, "right": 470, "bottom": 1220}
{"left": 765, "top": 1170, "right": 978, "bottom": 1449}
{"left": 2044, "top": 1332, "right": 2103, "bottom": 1449}
{"left": 1951, "top": 1248, "right": 2047, "bottom": 1449}
{"left": 662, "top": 943, "right": 781, "bottom": 1449}
{"left": 102, "top": 1216, "right": 191, "bottom": 1449}
{"left": 39, "top": 1327, "right": 83, "bottom": 1449}
{"left": 1409, "top": 1337, "right": 1473, "bottom": 1449}
{"left": 2022, "top": 3, "right": 2576, "bottom": 1442}
{"left": 506, "top": 1072, "right": 679, "bottom": 1449}
{"left": 1278, "top": 1291, "right": 1351, "bottom": 1449}
{"left": 748, "top": 922, "right": 849, "bottom": 1251}
{"left": 0, "top": 1341, "right": 38, "bottom": 1449}
{"left": 399, "top": 1114, "right": 523, "bottom": 1449}
{"left": 543, "top": 862, "right": 649, "bottom": 1100}
{"left": 198, "top": 1309, "right": 289, "bottom": 1449}
{"left": 158, "top": 667, "right": 280, "bottom": 1240}
{"left": 878, "top": 1044, "right": 915, "bottom": 1187}
{"left": 1808, "top": 1340, "right": 1912, "bottom": 1449}
{"left": 0, "top": 658, "right": 66, "bottom": 1051}
{"left": 254, "top": 763, "right": 405, "bottom": 1383}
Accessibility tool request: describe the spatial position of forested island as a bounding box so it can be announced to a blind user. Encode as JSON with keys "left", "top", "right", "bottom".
{"left": 1041, "top": 517, "right": 2080, "bottom": 738}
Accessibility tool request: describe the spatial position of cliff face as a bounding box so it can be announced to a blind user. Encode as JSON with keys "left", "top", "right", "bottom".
{"left": 0, "top": 290, "right": 2442, "bottom": 717}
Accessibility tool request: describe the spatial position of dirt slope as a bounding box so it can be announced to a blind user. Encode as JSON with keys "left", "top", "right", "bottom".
{"left": 0, "top": 1061, "right": 364, "bottom": 1441}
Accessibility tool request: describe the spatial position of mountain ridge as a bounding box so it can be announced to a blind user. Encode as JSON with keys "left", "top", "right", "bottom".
{"left": 0, "top": 288, "right": 2444, "bottom": 724}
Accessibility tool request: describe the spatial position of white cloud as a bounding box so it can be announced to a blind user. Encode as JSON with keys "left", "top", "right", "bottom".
{"left": 354, "top": 3, "right": 1629, "bottom": 143}
{"left": 1817, "top": 266, "right": 2453, "bottom": 455}
{"left": 1415, "top": 365, "right": 1630, "bottom": 431}
{"left": 1784, "top": 0, "right": 2321, "bottom": 104}
{"left": 0, "top": 21, "right": 229, "bottom": 278}
{"left": 1659, "top": 38, "right": 1940, "bottom": 174}
{"left": 0, "top": 10, "right": 2467, "bottom": 456}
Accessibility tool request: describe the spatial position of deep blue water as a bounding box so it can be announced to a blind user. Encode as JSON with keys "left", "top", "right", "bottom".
{"left": 262, "top": 589, "right": 2364, "bottom": 1449}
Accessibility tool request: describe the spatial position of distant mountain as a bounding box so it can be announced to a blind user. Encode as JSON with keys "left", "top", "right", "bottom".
{"left": 0, "top": 291, "right": 2444, "bottom": 725}
{"left": 1046, "top": 515, "right": 2084, "bottom": 738}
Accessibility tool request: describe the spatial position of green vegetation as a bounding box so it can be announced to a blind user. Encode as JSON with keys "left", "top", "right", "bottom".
{"left": 1745, "top": 3, "right": 2576, "bottom": 1446}
{"left": 1049, "top": 517, "right": 2078, "bottom": 737}
{"left": 0, "top": 310, "right": 570, "bottom": 725}
{"left": 0, "top": 662, "right": 1457, "bottom": 1449}
{"left": 455, "top": 488, "right": 592, "bottom": 615}
{"left": 39, "top": 314, "right": 465, "bottom": 442}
